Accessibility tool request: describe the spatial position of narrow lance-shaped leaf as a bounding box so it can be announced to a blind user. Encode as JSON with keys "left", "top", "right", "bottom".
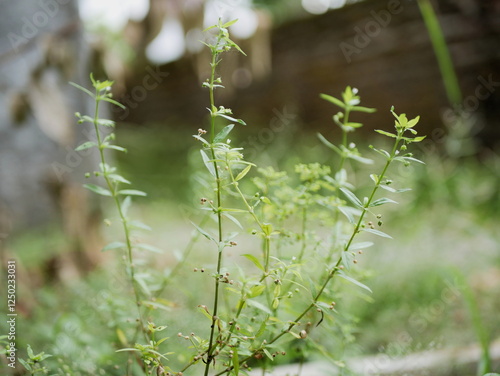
{"left": 84, "top": 184, "right": 112, "bottom": 197}
{"left": 320, "top": 93, "right": 345, "bottom": 109}
{"left": 118, "top": 189, "right": 147, "bottom": 196}
{"left": 214, "top": 124, "right": 234, "bottom": 143}
{"left": 235, "top": 165, "right": 252, "bottom": 181}
{"left": 200, "top": 149, "right": 216, "bottom": 177}
{"left": 340, "top": 187, "right": 363, "bottom": 208}
{"left": 75, "top": 141, "right": 97, "bottom": 151}
{"left": 338, "top": 271, "right": 373, "bottom": 293}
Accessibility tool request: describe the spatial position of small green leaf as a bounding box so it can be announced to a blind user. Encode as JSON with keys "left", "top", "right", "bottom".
{"left": 350, "top": 105, "right": 376, "bottom": 113}
{"left": 104, "top": 144, "right": 127, "bottom": 153}
{"left": 200, "top": 149, "right": 216, "bottom": 177}
{"left": 248, "top": 285, "right": 266, "bottom": 298}
{"left": 84, "top": 184, "right": 112, "bottom": 196}
{"left": 340, "top": 187, "right": 363, "bottom": 208}
{"left": 348, "top": 241, "right": 374, "bottom": 250}
{"left": 101, "top": 97, "right": 126, "bottom": 109}
{"left": 214, "top": 124, "right": 234, "bottom": 143}
{"left": 363, "top": 228, "right": 393, "bottom": 239}
{"left": 128, "top": 220, "right": 152, "bottom": 231}
{"left": 218, "top": 113, "right": 246, "bottom": 125}
{"left": 246, "top": 299, "right": 272, "bottom": 314}
{"left": 69, "top": 81, "right": 95, "bottom": 98}
{"left": 118, "top": 189, "right": 147, "bottom": 196}
{"left": 191, "top": 221, "right": 216, "bottom": 242}
{"left": 75, "top": 141, "right": 97, "bottom": 151}
{"left": 338, "top": 206, "right": 355, "bottom": 224}
{"left": 223, "top": 19, "right": 239, "bottom": 28}
{"left": 370, "top": 197, "right": 398, "bottom": 207}
{"left": 317, "top": 133, "right": 341, "bottom": 155}
{"left": 320, "top": 93, "right": 345, "bottom": 109}
{"left": 375, "top": 129, "right": 398, "bottom": 138}
{"left": 338, "top": 271, "right": 372, "bottom": 293}
{"left": 242, "top": 254, "right": 264, "bottom": 271}
{"left": 108, "top": 174, "right": 131, "bottom": 184}
{"left": 97, "top": 119, "right": 116, "bottom": 127}
{"left": 344, "top": 122, "right": 363, "bottom": 128}
{"left": 18, "top": 358, "right": 32, "bottom": 371}
{"left": 222, "top": 212, "right": 243, "bottom": 229}
{"left": 102, "top": 242, "right": 126, "bottom": 252}
{"left": 263, "top": 348, "right": 274, "bottom": 361}
{"left": 235, "top": 165, "right": 252, "bottom": 181}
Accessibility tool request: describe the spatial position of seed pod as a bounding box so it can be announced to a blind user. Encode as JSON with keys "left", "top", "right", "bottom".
{"left": 300, "top": 330, "right": 307, "bottom": 339}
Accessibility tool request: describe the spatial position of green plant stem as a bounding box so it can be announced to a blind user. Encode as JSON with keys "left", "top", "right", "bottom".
{"left": 91, "top": 94, "right": 148, "bottom": 342}
{"left": 214, "top": 131, "right": 404, "bottom": 376}
{"left": 204, "top": 41, "right": 225, "bottom": 376}
{"left": 338, "top": 108, "right": 350, "bottom": 171}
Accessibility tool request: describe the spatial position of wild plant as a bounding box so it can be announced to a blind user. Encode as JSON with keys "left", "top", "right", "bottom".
{"left": 19, "top": 19, "right": 425, "bottom": 376}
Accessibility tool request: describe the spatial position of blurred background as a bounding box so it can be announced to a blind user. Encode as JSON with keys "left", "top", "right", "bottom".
{"left": 0, "top": 0, "right": 499, "bottom": 374}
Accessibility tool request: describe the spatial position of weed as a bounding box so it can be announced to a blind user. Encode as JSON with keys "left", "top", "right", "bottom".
{"left": 15, "top": 20, "right": 425, "bottom": 376}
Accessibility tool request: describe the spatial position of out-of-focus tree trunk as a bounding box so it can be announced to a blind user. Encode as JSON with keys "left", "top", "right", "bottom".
{"left": 0, "top": 0, "right": 103, "bottom": 280}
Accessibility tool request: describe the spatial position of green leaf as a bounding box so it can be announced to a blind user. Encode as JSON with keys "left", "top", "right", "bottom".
{"left": 242, "top": 254, "right": 264, "bottom": 272}
{"left": 18, "top": 358, "right": 32, "bottom": 371}
{"left": 108, "top": 174, "right": 131, "bottom": 184}
{"left": 235, "top": 165, "right": 252, "bottom": 181}
{"left": 363, "top": 228, "right": 393, "bottom": 239}
{"left": 223, "top": 19, "right": 239, "bottom": 28}
{"left": 248, "top": 285, "right": 266, "bottom": 298}
{"left": 375, "top": 129, "right": 398, "bottom": 138}
{"left": 118, "top": 189, "right": 147, "bottom": 196}
{"left": 348, "top": 241, "right": 374, "bottom": 250}
{"left": 344, "top": 122, "right": 363, "bottom": 128}
{"left": 317, "top": 133, "right": 341, "bottom": 155}
{"left": 410, "top": 136, "right": 426, "bottom": 143}
{"left": 121, "top": 196, "right": 132, "bottom": 216}
{"left": 263, "top": 348, "right": 274, "bottom": 361}
{"left": 340, "top": 187, "right": 363, "bottom": 208}
{"left": 200, "top": 149, "right": 216, "bottom": 177}
{"left": 338, "top": 271, "right": 372, "bottom": 293}
{"left": 342, "top": 251, "right": 354, "bottom": 270}
{"left": 128, "top": 220, "right": 152, "bottom": 231}
{"left": 222, "top": 212, "right": 243, "bottom": 229}
{"left": 75, "top": 141, "right": 97, "bottom": 151}
{"left": 406, "top": 115, "right": 420, "bottom": 128}
{"left": 338, "top": 206, "right": 355, "bottom": 224}
{"left": 255, "top": 316, "right": 268, "bottom": 337}
{"left": 350, "top": 105, "right": 376, "bottom": 113}
{"left": 246, "top": 299, "right": 272, "bottom": 314}
{"left": 102, "top": 242, "right": 126, "bottom": 252}
{"left": 370, "top": 197, "right": 398, "bottom": 207}
{"left": 191, "top": 221, "right": 216, "bottom": 242}
{"left": 134, "top": 243, "right": 164, "bottom": 254}
{"left": 84, "top": 184, "right": 112, "bottom": 197}
{"left": 27, "top": 345, "right": 34, "bottom": 359}
{"left": 218, "top": 113, "right": 246, "bottom": 125}
{"left": 101, "top": 97, "right": 126, "bottom": 109}
{"left": 104, "top": 144, "right": 127, "bottom": 153}
{"left": 347, "top": 153, "right": 373, "bottom": 165}
{"left": 96, "top": 119, "right": 116, "bottom": 127}
{"left": 69, "top": 81, "right": 95, "bottom": 98}
{"left": 214, "top": 124, "right": 234, "bottom": 143}
{"left": 320, "top": 93, "right": 345, "bottom": 109}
